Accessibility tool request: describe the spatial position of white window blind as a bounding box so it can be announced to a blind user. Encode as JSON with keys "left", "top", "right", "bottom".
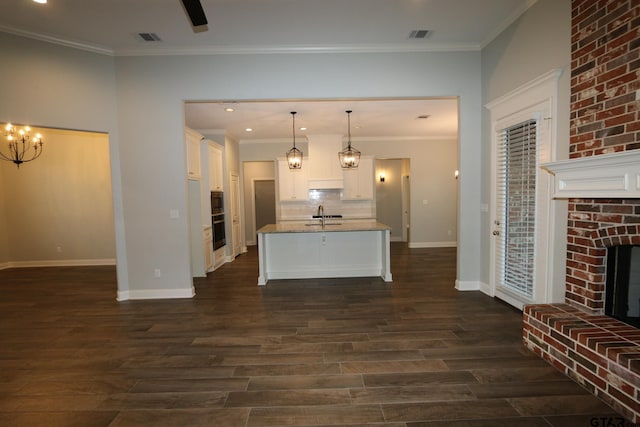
{"left": 495, "top": 119, "right": 537, "bottom": 298}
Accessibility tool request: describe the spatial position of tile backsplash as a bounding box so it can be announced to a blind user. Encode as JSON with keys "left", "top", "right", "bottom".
{"left": 279, "top": 189, "right": 375, "bottom": 220}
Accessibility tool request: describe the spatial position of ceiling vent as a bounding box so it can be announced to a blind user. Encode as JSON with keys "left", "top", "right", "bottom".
{"left": 137, "top": 33, "right": 162, "bottom": 42}
{"left": 417, "top": 115, "right": 430, "bottom": 119}
{"left": 409, "top": 30, "right": 431, "bottom": 39}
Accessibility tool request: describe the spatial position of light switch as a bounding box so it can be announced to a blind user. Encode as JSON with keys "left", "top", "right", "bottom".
{"left": 170, "top": 209, "right": 179, "bottom": 219}
{"left": 422, "top": 199, "right": 428, "bottom": 205}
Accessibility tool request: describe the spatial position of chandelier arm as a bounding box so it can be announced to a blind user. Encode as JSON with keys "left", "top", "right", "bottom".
{"left": 1, "top": 125, "right": 45, "bottom": 167}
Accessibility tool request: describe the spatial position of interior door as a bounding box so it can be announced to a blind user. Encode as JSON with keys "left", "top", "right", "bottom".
{"left": 230, "top": 173, "right": 242, "bottom": 258}
{"left": 254, "top": 180, "right": 276, "bottom": 232}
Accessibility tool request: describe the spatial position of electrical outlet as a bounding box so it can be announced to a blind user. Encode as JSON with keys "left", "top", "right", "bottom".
{"left": 154, "top": 269, "right": 161, "bottom": 278}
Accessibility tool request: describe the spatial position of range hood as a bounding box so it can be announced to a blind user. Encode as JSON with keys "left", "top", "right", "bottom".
{"left": 306, "top": 134, "right": 344, "bottom": 189}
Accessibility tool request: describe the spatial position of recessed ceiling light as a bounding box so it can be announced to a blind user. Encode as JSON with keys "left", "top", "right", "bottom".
{"left": 33, "top": 0, "right": 47, "bottom": 3}
{"left": 299, "top": 127, "right": 307, "bottom": 131}
{"left": 224, "top": 107, "right": 234, "bottom": 112}
{"left": 245, "top": 128, "right": 253, "bottom": 132}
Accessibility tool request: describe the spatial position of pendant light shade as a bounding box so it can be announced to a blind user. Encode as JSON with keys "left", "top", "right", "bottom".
{"left": 338, "top": 110, "right": 360, "bottom": 169}
{"left": 286, "top": 111, "right": 302, "bottom": 169}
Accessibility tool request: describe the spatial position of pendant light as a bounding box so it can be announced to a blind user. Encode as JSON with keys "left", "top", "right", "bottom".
{"left": 286, "top": 111, "right": 302, "bottom": 169}
{"left": 338, "top": 110, "right": 361, "bottom": 169}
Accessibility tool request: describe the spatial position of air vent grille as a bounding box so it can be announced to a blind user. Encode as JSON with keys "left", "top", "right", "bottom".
{"left": 417, "top": 115, "right": 430, "bottom": 119}
{"left": 137, "top": 33, "right": 162, "bottom": 42}
{"left": 409, "top": 30, "right": 431, "bottom": 39}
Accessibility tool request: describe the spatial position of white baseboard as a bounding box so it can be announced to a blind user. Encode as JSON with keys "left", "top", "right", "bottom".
{"left": 455, "top": 279, "right": 482, "bottom": 291}
{"left": 1, "top": 258, "right": 116, "bottom": 269}
{"left": 409, "top": 241, "right": 457, "bottom": 248}
{"left": 117, "top": 286, "right": 195, "bottom": 301}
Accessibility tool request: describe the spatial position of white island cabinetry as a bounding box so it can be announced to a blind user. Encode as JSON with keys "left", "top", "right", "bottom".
{"left": 256, "top": 222, "right": 392, "bottom": 286}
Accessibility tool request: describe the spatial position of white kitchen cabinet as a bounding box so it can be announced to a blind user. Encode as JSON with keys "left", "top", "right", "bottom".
{"left": 208, "top": 144, "right": 223, "bottom": 191}
{"left": 342, "top": 156, "right": 374, "bottom": 200}
{"left": 204, "top": 227, "right": 213, "bottom": 272}
{"left": 277, "top": 159, "right": 309, "bottom": 201}
{"left": 186, "top": 128, "right": 202, "bottom": 180}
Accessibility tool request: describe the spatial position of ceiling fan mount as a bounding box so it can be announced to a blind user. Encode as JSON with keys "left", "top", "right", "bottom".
{"left": 180, "top": 0, "right": 208, "bottom": 27}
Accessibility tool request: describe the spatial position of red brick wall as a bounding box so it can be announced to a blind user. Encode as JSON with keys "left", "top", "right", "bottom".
{"left": 567, "top": 0, "right": 640, "bottom": 312}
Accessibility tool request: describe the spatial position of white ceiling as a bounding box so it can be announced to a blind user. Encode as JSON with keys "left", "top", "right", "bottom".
{"left": 0, "top": 0, "right": 534, "bottom": 141}
{"left": 185, "top": 98, "right": 459, "bottom": 142}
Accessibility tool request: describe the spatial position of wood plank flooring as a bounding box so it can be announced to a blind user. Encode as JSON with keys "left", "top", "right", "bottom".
{"left": 0, "top": 244, "right": 625, "bottom": 426}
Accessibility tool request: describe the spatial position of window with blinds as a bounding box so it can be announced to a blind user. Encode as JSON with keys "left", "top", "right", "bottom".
{"left": 495, "top": 119, "right": 537, "bottom": 298}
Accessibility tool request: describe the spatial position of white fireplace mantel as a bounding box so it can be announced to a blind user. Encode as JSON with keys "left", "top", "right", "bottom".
{"left": 541, "top": 150, "right": 640, "bottom": 199}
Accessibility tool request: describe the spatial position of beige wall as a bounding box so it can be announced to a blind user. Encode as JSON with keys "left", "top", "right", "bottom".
{"left": 0, "top": 128, "right": 115, "bottom": 265}
{"left": 0, "top": 170, "right": 7, "bottom": 264}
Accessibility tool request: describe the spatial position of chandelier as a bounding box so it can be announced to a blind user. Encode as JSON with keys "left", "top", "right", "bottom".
{"left": 338, "top": 110, "right": 361, "bottom": 169}
{"left": 1, "top": 123, "right": 44, "bottom": 167}
{"left": 286, "top": 111, "right": 303, "bottom": 169}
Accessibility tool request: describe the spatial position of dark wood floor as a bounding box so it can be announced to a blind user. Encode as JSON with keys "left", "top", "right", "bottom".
{"left": 0, "top": 244, "right": 624, "bottom": 426}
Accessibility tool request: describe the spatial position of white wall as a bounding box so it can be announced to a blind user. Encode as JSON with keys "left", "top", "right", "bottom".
{"left": 481, "top": 0, "right": 571, "bottom": 289}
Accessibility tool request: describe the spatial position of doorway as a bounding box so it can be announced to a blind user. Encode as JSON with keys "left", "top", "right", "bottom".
{"left": 254, "top": 180, "right": 276, "bottom": 233}
{"left": 375, "top": 158, "right": 409, "bottom": 243}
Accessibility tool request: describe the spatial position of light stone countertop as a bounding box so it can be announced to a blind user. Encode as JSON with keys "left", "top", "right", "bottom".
{"left": 257, "top": 221, "right": 391, "bottom": 234}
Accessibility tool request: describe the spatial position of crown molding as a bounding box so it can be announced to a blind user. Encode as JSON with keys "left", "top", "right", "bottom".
{"left": 0, "top": 24, "right": 482, "bottom": 56}
{"left": 239, "top": 135, "right": 457, "bottom": 144}
{"left": 114, "top": 42, "right": 480, "bottom": 56}
{"left": 0, "top": 24, "right": 113, "bottom": 56}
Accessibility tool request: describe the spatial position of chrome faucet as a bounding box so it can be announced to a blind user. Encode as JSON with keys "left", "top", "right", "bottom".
{"left": 317, "top": 204, "right": 325, "bottom": 227}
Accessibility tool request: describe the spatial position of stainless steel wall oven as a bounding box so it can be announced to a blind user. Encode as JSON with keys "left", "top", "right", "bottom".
{"left": 211, "top": 191, "right": 226, "bottom": 249}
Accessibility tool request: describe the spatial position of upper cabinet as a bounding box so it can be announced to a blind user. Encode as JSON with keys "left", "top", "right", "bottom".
{"left": 342, "top": 156, "right": 374, "bottom": 200}
{"left": 209, "top": 144, "right": 223, "bottom": 192}
{"left": 186, "top": 127, "right": 202, "bottom": 180}
{"left": 278, "top": 159, "right": 309, "bottom": 201}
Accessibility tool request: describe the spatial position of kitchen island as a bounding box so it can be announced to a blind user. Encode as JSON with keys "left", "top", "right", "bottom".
{"left": 256, "top": 221, "right": 392, "bottom": 286}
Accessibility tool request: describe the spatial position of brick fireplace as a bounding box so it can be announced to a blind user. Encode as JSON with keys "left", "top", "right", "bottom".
{"left": 522, "top": 0, "right": 640, "bottom": 422}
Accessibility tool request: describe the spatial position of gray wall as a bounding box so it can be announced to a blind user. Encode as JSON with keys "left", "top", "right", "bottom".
{"left": 1, "top": 32, "right": 482, "bottom": 297}
{"left": 243, "top": 160, "right": 276, "bottom": 245}
{"left": 0, "top": 32, "right": 124, "bottom": 282}
{"left": 375, "top": 159, "right": 404, "bottom": 241}
{"left": 481, "top": 0, "right": 571, "bottom": 289}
